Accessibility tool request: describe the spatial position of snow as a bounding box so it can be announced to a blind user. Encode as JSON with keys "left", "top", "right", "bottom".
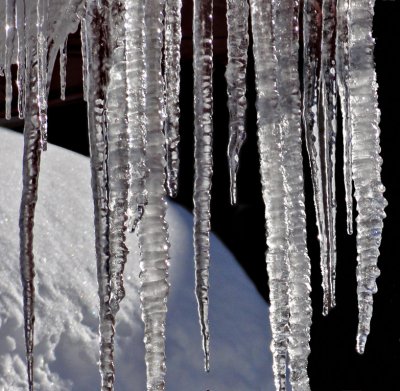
{"left": 0, "top": 127, "right": 275, "bottom": 390}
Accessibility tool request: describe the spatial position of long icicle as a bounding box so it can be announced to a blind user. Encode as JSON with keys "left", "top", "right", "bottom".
{"left": 274, "top": 0, "right": 312, "bottom": 388}
{"left": 125, "top": 0, "right": 148, "bottom": 233}
{"left": 193, "top": 0, "right": 213, "bottom": 372}
{"left": 336, "top": 0, "right": 353, "bottom": 235}
{"left": 164, "top": 0, "right": 182, "bottom": 198}
{"left": 226, "top": 0, "right": 249, "bottom": 205}
{"left": 302, "top": 0, "right": 336, "bottom": 314}
{"left": 19, "top": 2, "right": 46, "bottom": 389}
{"left": 85, "top": 1, "right": 116, "bottom": 389}
{"left": 318, "top": 0, "right": 338, "bottom": 313}
{"left": 347, "top": 0, "right": 387, "bottom": 354}
{"left": 138, "top": 0, "right": 170, "bottom": 389}
{"left": 249, "top": 0, "right": 290, "bottom": 388}
{"left": 106, "top": 0, "right": 131, "bottom": 317}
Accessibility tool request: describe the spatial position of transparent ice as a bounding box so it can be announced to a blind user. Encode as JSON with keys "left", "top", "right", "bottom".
{"left": 0, "top": 0, "right": 387, "bottom": 390}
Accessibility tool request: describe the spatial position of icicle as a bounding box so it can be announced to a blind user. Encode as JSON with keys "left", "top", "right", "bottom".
{"left": 16, "top": 0, "right": 26, "bottom": 118}
{"left": 85, "top": 1, "right": 116, "bottom": 389}
{"left": 19, "top": 2, "right": 44, "bottom": 388}
{"left": 249, "top": 0, "right": 290, "bottom": 388}
{"left": 125, "top": 0, "right": 148, "bottom": 232}
{"left": 274, "top": 0, "right": 312, "bottom": 388}
{"left": 80, "top": 17, "right": 88, "bottom": 102}
{"left": 193, "top": 0, "right": 213, "bottom": 373}
{"left": 302, "top": 0, "right": 336, "bottom": 314}
{"left": 106, "top": 0, "right": 131, "bottom": 316}
{"left": 347, "top": 0, "right": 387, "bottom": 354}
{"left": 137, "top": 0, "right": 170, "bottom": 389}
{"left": 164, "top": 0, "right": 182, "bottom": 198}
{"left": 336, "top": 0, "right": 353, "bottom": 235}
{"left": 59, "top": 37, "right": 68, "bottom": 101}
{"left": 36, "top": 0, "right": 49, "bottom": 151}
{"left": 4, "top": 0, "right": 16, "bottom": 119}
{"left": 225, "top": 0, "right": 249, "bottom": 205}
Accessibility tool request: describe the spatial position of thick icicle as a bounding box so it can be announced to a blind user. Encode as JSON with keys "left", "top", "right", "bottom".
{"left": 125, "top": 0, "right": 148, "bottom": 232}
{"left": 302, "top": 0, "right": 336, "bottom": 314}
{"left": 249, "top": 0, "right": 290, "bottom": 388}
{"left": 106, "top": 0, "right": 131, "bottom": 316}
{"left": 4, "top": 0, "right": 16, "bottom": 119}
{"left": 164, "top": 0, "right": 182, "bottom": 198}
{"left": 225, "top": 0, "right": 249, "bottom": 205}
{"left": 36, "top": 0, "right": 49, "bottom": 151}
{"left": 16, "top": 0, "right": 26, "bottom": 118}
{"left": 137, "top": 0, "right": 170, "bottom": 389}
{"left": 347, "top": 0, "right": 387, "bottom": 354}
{"left": 274, "top": 0, "right": 312, "bottom": 388}
{"left": 19, "top": 3, "right": 44, "bottom": 389}
{"left": 85, "top": 1, "right": 116, "bottom": 389}
{"left": 193, "top": 0, "right": 213, "bottom": 372}
{"left": 336, "top": 0, "right": 353, "bottom": 235}
{"left": 59, "top": 37, "right": 68, "bottom": 100}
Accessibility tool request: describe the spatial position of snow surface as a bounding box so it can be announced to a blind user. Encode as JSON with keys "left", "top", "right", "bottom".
{"left": 0, "top": 127, "right": 275, "bottom": 390}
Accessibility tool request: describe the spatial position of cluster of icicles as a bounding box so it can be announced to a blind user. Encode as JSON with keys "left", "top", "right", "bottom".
{"left": 0, "top": 0, "right": 387, "bottom": 389}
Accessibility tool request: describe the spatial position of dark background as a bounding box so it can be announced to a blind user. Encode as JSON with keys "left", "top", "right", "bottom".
{"left": 1, "top": 0, "right": 399, "bottom": 390}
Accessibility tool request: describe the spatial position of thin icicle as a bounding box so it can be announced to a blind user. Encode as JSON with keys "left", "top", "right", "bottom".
{"left": 347, "top": 0, "right": 387, "bottom": 354}
{"left": 125, "top": 0, "right": 148, "bottom": 233}
{"left": 274, "top": 0, "right": 312, "bottom": 388}
{"left": 80, "top": 18, "right": 88, "bottom": 102}
{"left": 249, "top": 0, "right": 289, "bottom": 388}
{"left": 336, "top": 0, "right": 353, "bottom": 235}
{"left": 193, "top": 0, "right": 213, "bottom": 373}
{"left": 16, "top": 0, "right": 26, "bottom": 118}
{"left": 138, "top": 0, "right": 170, "bottom": 389}
{"left": 4, "top": 0, "right": 16, "bottom": 119}
{"left": 164, "top": 0, "right": 182, "bottom": 198}
{"left": 106, "top": 0, "right": 130, "bottom": 316}
{"left": 19, "top": 3, "right": 44, "bottom": 389}
{"left": 226, "top": 0, "right": 249, "bottom": 205}
{"left": 59, "top": 37, "right": 68, "bottom": 101}
{"left": 302, "top": 0, "right": 336, "bottom": 314}
{"left": 85, "top": 1, "right": 116, "bottom": 389}
{"left": 36, "top": 0, "right": 49, "bottom": 151}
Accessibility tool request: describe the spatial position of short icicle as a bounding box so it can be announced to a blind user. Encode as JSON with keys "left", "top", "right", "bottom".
{"left": 164, "top": 0, "right": 182, "bottom": 198}
{"left": 85, "top": 1, "right": 116, "bottom": 389}
{"left": 59, "top": 37, "right": 68, "bottom": 100}
{"left": 16, "top": 0, "right": 26, "bottom": 118}
{"left": 249, "top": 0, "right": 290, "bottom": 388}
{"left": 80, "top": 17, "right": 88, "bottom": 102}
{"left": 193, "top": 0, "right": 213, "bottom": 372}
{"left": 347, "top": 0, "right": 387, "bottom": 354}
{"left": 4, "top": 0, "right": 16, "bottom": 119}
{"left": 274, "top": 0, "right": 312, "bottom": 388}
{"left": 336, "top": 0, "right": 353, "bottom": 235}
{"left": 138, "top": 0, "right": 170, "bottom": 389}
{"left": 302, "top": 0, "right": 336, "bottom": 315}
{"left": 36, "top": 0, "right": 49, "bottom": 151}
{"left": 125, "top": 0, "right": 148, "bottom": 232}
{"left": 226, "top": 0, "right": 249, "bottom": 205}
